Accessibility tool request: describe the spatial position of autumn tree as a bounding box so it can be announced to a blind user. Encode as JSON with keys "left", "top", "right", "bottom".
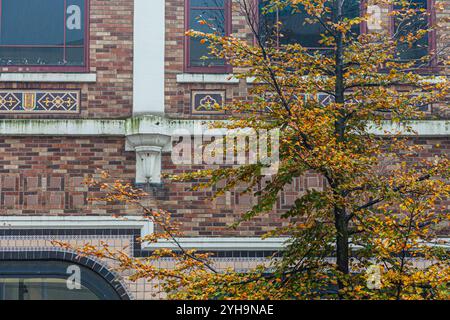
{"left": 56, "top": 0, "right": 450, "bottom": 300}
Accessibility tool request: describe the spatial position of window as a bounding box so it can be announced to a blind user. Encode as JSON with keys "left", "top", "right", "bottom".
{"left": 0, "top": 0, "right": 88, "bottom": 71}
{"left": 393, "top": 0, "right": 434, "bottom": 62}
{"left": 185, "top": 0, "right": 232, "bottom": 73}
{"left": 364, "top": 0, "right": 436, "bottom": 65}
{"left": 0, "top": 261, "right": 121, "bottom": 300}
{"left": 258, "top": 0, "right": 436, "bottom": 66}
{"left": 259, "top": 0, "right": 361, "bottom": 48}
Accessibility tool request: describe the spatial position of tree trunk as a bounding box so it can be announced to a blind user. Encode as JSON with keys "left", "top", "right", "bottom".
{"left": 333, "top": 0, "right": 350, "bottom": 292}
{"left": 335, "top": 206, "right": 350, "bottom": 300}
{"left": 335, "top": 208, "right": 350, "bottom": 276}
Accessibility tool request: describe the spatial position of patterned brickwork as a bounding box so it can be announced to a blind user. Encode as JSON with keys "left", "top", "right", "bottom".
{"left": 0, "top": 136, "right": 446, "bottom": 236}
{"left": 0, "top": 136, "right": 135, "bottom": 216}
{"left": 154, "top": 136, "right": 450, "bottom": 237}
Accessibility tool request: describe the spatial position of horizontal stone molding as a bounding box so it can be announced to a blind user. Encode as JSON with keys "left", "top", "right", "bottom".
{"left": 0, "top": 215, "right": 153, "bottom": 239}
{"left": 144, "top": 237, "right": 289, "bottom": 251}
{"left": 368, "top": 121, "right": 450, "bottom": 137}
{"left": 144, "top": 237, "right": 450, "bottom": 251}
{"left": 175, "top": 74, "right": 449, "bottom": 85}
{"left": 176, "top": 73, "right": 239, "bottom": 84}
{"left": 0, "top": 119, "right": 125, "bottom": 136}
{"left": 0, "top": 117, "right": 448, "bottom": 138}
{"left": 0, "top": 73, "right": 97, "bottom": 83}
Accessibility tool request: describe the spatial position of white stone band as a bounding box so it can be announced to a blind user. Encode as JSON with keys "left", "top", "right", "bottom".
{"left": 0, "top": 117, "right": 448, "bottom": 137}
{"left": 0, "top": 216, "right": 154, "bottom": 239}
{"left": 0, "top": 73, "right": 97, "bottom": 83}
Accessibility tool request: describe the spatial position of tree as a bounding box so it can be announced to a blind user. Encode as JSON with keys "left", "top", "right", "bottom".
{"left": 55, "top": 0, "right": 449, "bottom": 300}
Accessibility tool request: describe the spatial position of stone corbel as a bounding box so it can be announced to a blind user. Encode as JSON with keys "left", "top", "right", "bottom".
{"left": 126, "top": 133, "right": 171, "bottom": 184}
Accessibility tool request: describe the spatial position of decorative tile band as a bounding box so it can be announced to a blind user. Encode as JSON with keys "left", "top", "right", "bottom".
{"left": 191, "top": 90, "right": 226, "bottom": 115}
{"left": 0, "top": 90, "right": 80, "bottom": 114}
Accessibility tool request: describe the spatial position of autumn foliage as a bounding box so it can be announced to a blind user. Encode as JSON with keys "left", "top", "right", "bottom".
{"left": 55, "top": 0, "right": 449, "bottom": 300}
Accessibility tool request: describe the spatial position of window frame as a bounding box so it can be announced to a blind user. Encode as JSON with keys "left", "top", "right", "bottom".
{"left": 184, "top": 0, "right": 233, "bottom": 74}
{"left": 257, "top": 0, "right": 365, "bottom": 50}
{"left": 257, "top": 0, "right": 437, "bottom": 69}
{"left": 389, "top": 0, "right": 438, "bottom": 68}
{"left": 0, "top": 0, "right": 90, "bottom": 73}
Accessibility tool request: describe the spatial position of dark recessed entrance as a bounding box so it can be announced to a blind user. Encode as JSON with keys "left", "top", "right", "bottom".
{"left": 0, "top": 260, "right": 124, "bottom": 300}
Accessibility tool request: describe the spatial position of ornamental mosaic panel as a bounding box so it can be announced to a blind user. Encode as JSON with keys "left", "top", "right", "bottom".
{"left": 0, "top": 90, "right": 80, "bottom": 114}
{"left": 191, "top": 90, "right": 226, "bottom": 115}
{"left": 299, "top": 93, "right": 431, "bottom": 112}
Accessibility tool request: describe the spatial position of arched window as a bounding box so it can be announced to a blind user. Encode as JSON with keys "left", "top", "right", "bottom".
{"left": 0, "top": 260, "right": 122, "bottom": 300}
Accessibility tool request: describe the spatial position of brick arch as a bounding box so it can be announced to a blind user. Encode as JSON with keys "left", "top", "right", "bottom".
{"left": 0, "top": 249, "right": 132, "bottom": 300}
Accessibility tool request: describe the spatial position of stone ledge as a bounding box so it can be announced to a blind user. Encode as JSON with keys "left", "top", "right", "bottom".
{"left": 141, "top": 237, "right": 450, "bottom": 251}
{"left": 0, "top": 117, "right": 448, "bottom": 137}
{"left": 0, "top": 216, "right": 153, "bottom": 239}
{"left": 176, "top": 73, "right": 239, "bottom": 84}
{"left": 0, "top": 119, "right": 125, "bottom": 136}
{"left": 0, "top": 73, "right": 97, "bottom": 83}
{"left": 143, "top": 237, "right": 289, "bottom": 251}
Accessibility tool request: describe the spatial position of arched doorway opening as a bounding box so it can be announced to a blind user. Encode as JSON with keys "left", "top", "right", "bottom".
{"left": 0, "top": 252, "right": 131, "bottom": 300}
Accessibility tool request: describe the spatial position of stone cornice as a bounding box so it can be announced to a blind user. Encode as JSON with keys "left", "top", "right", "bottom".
{"left": 0, "top": 116, "right": 448, "bottom": 137}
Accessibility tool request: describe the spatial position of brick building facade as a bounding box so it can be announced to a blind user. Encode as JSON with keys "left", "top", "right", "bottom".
{"left": 0, "top": 0, "right": 448, "bottom": 299}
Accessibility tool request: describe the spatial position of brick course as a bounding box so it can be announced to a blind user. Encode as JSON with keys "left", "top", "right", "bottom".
{"left": 154, "top": 136, "right": 450, "bottom": 236}
{"left": 0, "top": 136, "right": 135, "bottom": 216}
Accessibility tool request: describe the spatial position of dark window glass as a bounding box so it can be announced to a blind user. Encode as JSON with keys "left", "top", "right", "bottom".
{"left": 277, "top": 7, "right": 327, "bottom": 47}
{"left": 259, "top": 0, "right": 361, "bottom": 48}
{"left": 394, "top": 0, "right": 429, "bottom": 61}
{"left": 0, "top": 0, "right": 87, "bottom": 68}
{"left": 190, "top": 0, "right": 225, "bottom": 6}
{"left": 187, "top": 0, "right": 229, "bottom": 69}
{"left": 0, "top": 261, "right": 121, "bottom": 300}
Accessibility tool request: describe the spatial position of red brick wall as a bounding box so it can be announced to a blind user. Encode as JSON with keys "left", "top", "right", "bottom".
{"left": 0, "top": 136, "right": 135, "bottom": 216}
{"left": 0, "top": 0, "right": 134, "bottom": 119}
{"left": 155, "top": 137, "right": 450, "bottom": 237}
{"left": 1, "top": 136, "right": 445, "bottom": 237}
